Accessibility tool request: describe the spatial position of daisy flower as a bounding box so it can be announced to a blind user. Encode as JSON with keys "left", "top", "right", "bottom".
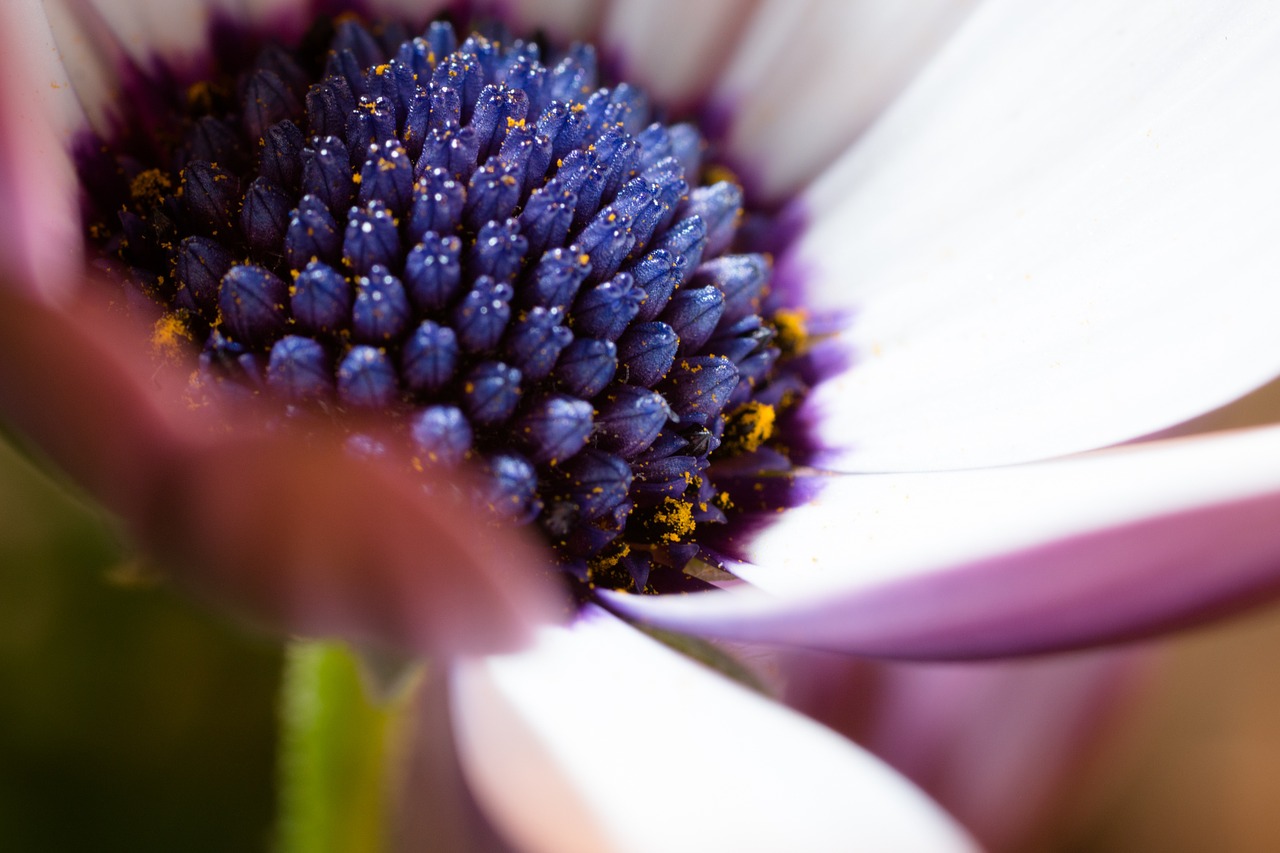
{"left": 2, "top": 0, "right": 1279, "bottom": 850}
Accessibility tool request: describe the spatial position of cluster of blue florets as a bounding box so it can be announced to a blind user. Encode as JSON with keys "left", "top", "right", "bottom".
{"left": 83, "top": 16, "right": 800, "bottom": 591}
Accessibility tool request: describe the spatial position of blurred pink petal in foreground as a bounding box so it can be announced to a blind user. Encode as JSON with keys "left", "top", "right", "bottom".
{"left": 0, "top": 285, "right": 566, "bottom": 657}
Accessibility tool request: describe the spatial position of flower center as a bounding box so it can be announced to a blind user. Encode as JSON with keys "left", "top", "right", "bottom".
{"left": 79, "top": 15, "right": 811, "bottom": 593}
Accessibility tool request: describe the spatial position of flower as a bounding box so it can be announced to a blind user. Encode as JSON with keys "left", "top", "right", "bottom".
{"left": 2, "top": 0, "right": 1280, "bottom": 850}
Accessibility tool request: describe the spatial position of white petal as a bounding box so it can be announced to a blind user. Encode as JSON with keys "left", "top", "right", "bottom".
{"left": 602, "top": 0, "right": 754, "bottom": 108}
{"left": 790, "top": 0, "right": 1280, "bottom": 471}
{"left": 606, "top": 424, "right": 1280, "bottom": 656}
{"left": 710, "top": 0, "right": 978, "bottom": 202}
{"left": 450, "top": 607, "right": 976, "bottom": 853}
{"left": 753, "top": 426, "right": 1280, "bottom": 596}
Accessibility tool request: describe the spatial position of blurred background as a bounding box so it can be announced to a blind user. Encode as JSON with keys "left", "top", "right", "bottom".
{"left": 3, "top": 430, "right": 1280, "bottom": 852}
{"left": 0, "top": 438, "right": 280, "bottom": 850}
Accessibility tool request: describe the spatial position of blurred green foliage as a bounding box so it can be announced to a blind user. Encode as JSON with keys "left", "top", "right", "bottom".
{"left": 277, "top": 642, "right": 412, "bottom": 853}
{"left": 0, "top": 438, "right": 282, "bottom": 850}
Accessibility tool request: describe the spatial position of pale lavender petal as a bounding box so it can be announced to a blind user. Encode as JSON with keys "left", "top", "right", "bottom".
{"left": 0, "top": 0, "right": 85, "bottom": 300}
{"left": 40, "top": 0, "right": 125, "bottom": 131}
{"left": 47, "top": 0, "right": 309, "bottom": 90}
{"left": 450, "top": 606, "right": 977, "bottom": 853}
{"left": 233, "top": 0, "right": 311, "bottom": 33}
{"left": 362, "top": 0, "right": 452, "bottom": 26}
{"left": 73, "top": 0, "right": 222, "bottom": 60}
{"left": 602, "top": 0, "right": 756, "bottom": 109}
{"left": 710, "top": 0, "right": 978, "bottom": 201}
{"left": 0, "top": 288, "right": 565, "bottom": 656}
{"left": 783, "top": 649, "right": 1148, "bottom": 850}
{"left": 605, "top": 426, "right": 1280, "bottom": 657}
{"left": 791, "top": 0, "right": 1280, "bottom": 472}
{"left": 235, "top": 0, "right": 306, "bottom": 19}
{"left": 477, "top": 0, "right": 604, "bottom": 41}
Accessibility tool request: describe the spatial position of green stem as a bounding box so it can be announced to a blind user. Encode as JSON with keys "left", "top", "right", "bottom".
{"left": 275, "top": 641, "right": 421, "bottom": 853}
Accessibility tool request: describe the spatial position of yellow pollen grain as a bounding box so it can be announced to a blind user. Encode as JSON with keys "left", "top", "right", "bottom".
{"left": 651, "top": 498, "right": 696, "bottom": 543}
{"left": 186, "top": 81, "right": 216, "bottom": 112}
{"left": 772, "top": 308, "right": 810, "bottom": 356}
{"left": 151, "top": 313, "right": 193, "bottom": 362}
{"left": 725, "top": 401, "right": 776, "bottom": 454}
{"left": 592, "top": 543, "right": 630, "bottom": 572}
{"left": 703, "top": 164, "right": 740, "bottom": 187}
{"left": 130, "top": 169, "right": 171, "bottom": 206}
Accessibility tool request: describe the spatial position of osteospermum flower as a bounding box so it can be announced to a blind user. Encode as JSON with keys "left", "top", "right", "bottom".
{"left": 4, "top": 0, "right": 1280, "bottom": 849}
